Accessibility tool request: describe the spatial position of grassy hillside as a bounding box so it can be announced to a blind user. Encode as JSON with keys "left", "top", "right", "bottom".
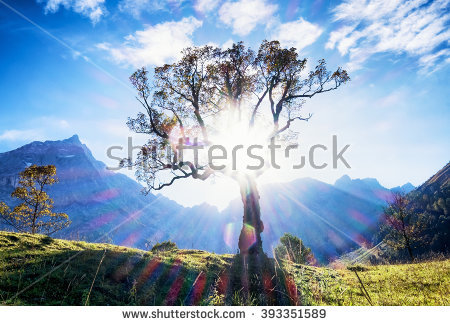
{"left": 339, "top": 261, "right": 449, "bottom": 305}
{"left": 0, "top": 231, "right": 448, "bottom": 306}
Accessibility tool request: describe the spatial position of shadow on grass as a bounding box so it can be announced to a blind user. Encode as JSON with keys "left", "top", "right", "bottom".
{"left": 223, "top": 253, "right": 299, "bottom": 306}
{"left": 0, "top": 248, "right": 224, "bottom": 305}
{"left": 0, "top": 247, "right": 303, "bottom": 306}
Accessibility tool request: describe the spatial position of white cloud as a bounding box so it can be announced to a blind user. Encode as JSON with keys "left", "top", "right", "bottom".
{"left": 119, "top": 0, "right": 186, "bottom": 17}
{"left": 97, "top": 17, "right": 203, "bottom": 67}
{"left": 38, "top": 0, "right": 107, "bottom": 23}
{"left": 0, "top": 115, "right": 72, "bottom": 143}
{"left": 0, "top": 129, "right": 43, "bottom": 142}
{"left": 376, "top": 89, "right": 407, "bottom": 108}
{"left": 221, "top": 38, "right": 234, "bottom": 49}
{"left": 272, "top": 17, "right": 323, "bottom": 51}
{"left": 418, "top": 48, "right": 450, "bottom": 74}
{"left": 38, "top": 117, "right": 71, "bottom": 129}
{"left": 327, "top": 0, "right": 450, "bottom": 71}
{"left": 194, "top": 0, "right": 220, "bottom": 14}
{"left": 219, "top": 0, "right": 278, "bottom": 36}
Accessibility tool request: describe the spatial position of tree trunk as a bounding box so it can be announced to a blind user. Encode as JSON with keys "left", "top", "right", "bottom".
{"left": 401, "top": 219, "right": 414, "bottom": 262}
{"left": 404, "top": 232, "right": 414, "bottom": 262}
{"left": 238, "top": 176, "right": 264, "bottom": 256}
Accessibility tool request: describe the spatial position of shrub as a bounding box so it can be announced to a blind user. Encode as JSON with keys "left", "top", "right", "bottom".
{"left": 150, "top": 240, "right": 177, "bottom": 253}
{"left": 274, "top": 233, "right": 314, "bottom": 265}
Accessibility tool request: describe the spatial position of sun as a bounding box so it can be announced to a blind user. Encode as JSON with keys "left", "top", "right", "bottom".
{"left": 209, "top": 112, "right": 273, "bottom": 176}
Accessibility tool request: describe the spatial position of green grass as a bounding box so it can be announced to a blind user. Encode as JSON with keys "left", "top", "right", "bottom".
{"left": 1, "top": 231, "right": 448, "bottom": 306}
{"left": 336, "top": 261, "right": 450, "bottom": 305}
{"left": 0, "top": 231, "right": 232, "bottom": 305}
{"left": 283, "top": 258, "right": 450, "bottom": 306}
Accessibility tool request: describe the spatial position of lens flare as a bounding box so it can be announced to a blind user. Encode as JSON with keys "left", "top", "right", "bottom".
{"left": 239, "top": 223, "right": 257, "bottom": 252}
{"left": 223, "top": 222, "right": 237, "bottom": 248}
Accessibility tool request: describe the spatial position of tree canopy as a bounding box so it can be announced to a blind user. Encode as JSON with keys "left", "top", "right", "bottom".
{"left": 378, "top": 192, "right": 426, "bottom": 261}
{"left": 126, "top": 40, "right": 350, "bottom": 191}
{"left": 0, "top": 164, "right": 70, "bottom": 235}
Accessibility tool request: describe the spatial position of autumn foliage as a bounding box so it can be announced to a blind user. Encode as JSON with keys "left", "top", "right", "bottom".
{"left": 0, "top": 164, "right": 70, "bottom": 235}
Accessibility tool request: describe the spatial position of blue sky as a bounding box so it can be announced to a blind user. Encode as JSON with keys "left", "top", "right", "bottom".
{"left": 0, "top": 0, "right": 449, "bottom": 208}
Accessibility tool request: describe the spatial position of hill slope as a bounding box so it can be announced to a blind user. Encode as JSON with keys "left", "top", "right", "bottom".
{"left": 1, "top": 232, "right": 448, "bottom": 306}
{"left": 408, "top": 162, "right": 450, "bottom": 254}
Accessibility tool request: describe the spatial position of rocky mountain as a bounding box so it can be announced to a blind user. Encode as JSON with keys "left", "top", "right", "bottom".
{"left": 0, "top": 136, "right": 405, "bottom": 262}
{"left": 390, "top": 182, "right": 416, "bottom": 194}
{"left": 334, "top": 174, "right": 392, "bottom": 204}
{"left": 415, "top": 162, "right": 450, "bottom": 194}
{"left": 0, "top": 135, "right": 172, "bottom": 247}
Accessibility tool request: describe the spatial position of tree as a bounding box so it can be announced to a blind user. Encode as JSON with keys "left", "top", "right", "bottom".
{"left": 0, "top": 165, "right": 70, "bottom": 235}
{"left": 380, "top": 192, "right": 424, "bottom": 261}
{"left": 126, "top": 40, "right": 349, "bottom": 256}
{"left": 151, "top": 240, "right": 177, "bottom": 253}
{"left": 274, "top": 233, "right": 314, "bottom": 265}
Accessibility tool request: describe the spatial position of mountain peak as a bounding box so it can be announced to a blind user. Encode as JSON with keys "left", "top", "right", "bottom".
{"left": 335, "top": 175, "right": 383, "bottom": 188}
{"left": 335, "top": 174, "right": 352, "bottom": 186}
{"left": 63, "top": 134, "right": 81, "bottom": 144}
{"left": 390, "top": 182, "right": 415, "bottom": 194}
{"left": 402, "top": 182, "right": 415, "bottom": 192}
